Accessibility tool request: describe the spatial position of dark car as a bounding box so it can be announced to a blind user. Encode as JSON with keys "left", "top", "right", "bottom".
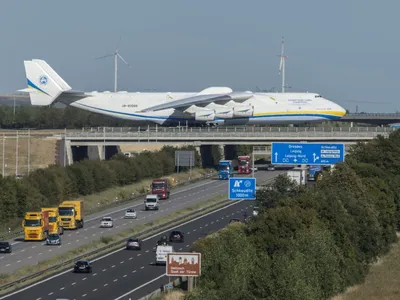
{"left": 0, "top": 242, "right": 11, "bottom": 253}
{"left": 229, "top": 218, "right": 241, "bottom": 224}
{"left": 126, "top": 237, "right": 142, "bottom": 250}
{"left": 169, "top": 230, "right": 184, "bottom": 243}
{"left": 73, "top": 260, "right": 92, "bottom": 273}
{"left": 156, "top": 235, "right": 169, "bottom": 246}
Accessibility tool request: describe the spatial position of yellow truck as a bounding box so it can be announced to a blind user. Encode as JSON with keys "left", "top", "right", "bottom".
{"left": 58, "top": 200, "right": 84, "bottom": 230}
{"left": 22, "top": 212, "right": 49, "bottom": 241}
{"left": 41, "top": 208, "right": 64, "bottom": 235}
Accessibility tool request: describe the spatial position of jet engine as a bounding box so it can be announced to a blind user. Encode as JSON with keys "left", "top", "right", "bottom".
{"left": 214, "top": 107, "right": 233, "bottom": 119}
{"left": 194, "top": 110, "right": 216, "bottom": 121}
{"left": 232, "top": 105, "right": 254, "bottom": 117}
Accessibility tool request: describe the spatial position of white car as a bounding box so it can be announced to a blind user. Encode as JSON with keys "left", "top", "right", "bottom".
{"left": 100, "top": 217, "right": 113, "bottom": 228}
{"left": 124, "top": 209, "right": 137, "bottom": 219}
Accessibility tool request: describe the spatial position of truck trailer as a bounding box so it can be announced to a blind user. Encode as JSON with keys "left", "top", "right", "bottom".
{"left": 151, "top": 179, "right": 170, "bottom": 199}
{"left": 237, "top": 156, "right": 251, "bottom": 174}
{"left": 58, "top": 200, "right": 84, "bottom": 230}
{"left": 41, "top": 207, "right": 64, "bottom": 235}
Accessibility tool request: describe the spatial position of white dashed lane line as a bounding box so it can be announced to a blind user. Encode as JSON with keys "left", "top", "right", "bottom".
{"left": 26, "top": 205, "right": 250, "bottom": 299}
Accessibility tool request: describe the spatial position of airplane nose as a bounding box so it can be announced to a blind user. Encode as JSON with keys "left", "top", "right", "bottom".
{"left": 325, "top": 98, "right": 346, "bottom": 117}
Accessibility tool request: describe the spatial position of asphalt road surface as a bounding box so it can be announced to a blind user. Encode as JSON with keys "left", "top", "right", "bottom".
{"left": 0, "top": 200, "right": 252, "bottom": 300}
{"left": 0, "top": 171, "right": 281, "bottom": 274}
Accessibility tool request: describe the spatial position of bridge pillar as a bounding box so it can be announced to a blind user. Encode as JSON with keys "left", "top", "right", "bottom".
{"left": 88, "top": 146, "right": 102, "bottom": 160}
{"left": 57, "top": 138, "right": 73, "bottom": 166}
{"left": 219, "top": 145, "right": 225, "bottom": 159}
{"left": 224, "top": 145, "right": 236, "bottom": 160}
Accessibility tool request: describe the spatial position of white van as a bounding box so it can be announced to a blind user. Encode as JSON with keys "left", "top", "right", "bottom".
{"left": 144, "top": 194, "right": 159, "bottom": 211}
{"left": 155, "top": 245, "right": 174, "bottom": 265}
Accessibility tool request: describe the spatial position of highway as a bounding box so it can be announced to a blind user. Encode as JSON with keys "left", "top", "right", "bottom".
{"left": 0, "top": 200, "right": 252, "bottom": 300}
{"left": 0, "top": 171, "right": 279, "bottom": 274}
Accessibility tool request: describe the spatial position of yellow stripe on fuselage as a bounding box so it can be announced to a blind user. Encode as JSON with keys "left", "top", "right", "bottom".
{"left": 253, "top": 110, "right": 346, "bottom": 118}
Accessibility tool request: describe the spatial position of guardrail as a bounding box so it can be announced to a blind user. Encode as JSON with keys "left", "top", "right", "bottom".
{"left": 0, "top": 171, "right": 216, "bottom": 241}
{"left": 63, "top": 127, "right": 393, "bottom": 139}
{"left": 74, "top": 126, "right": 395, "bottom": 135}
{"left": 0, "top": 176, "right": 276, "bottom": 294}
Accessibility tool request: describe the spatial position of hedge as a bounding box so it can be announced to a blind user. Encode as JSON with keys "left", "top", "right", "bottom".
{"left": 187, "top": 131, "right": 400, "bottom": 300}
{"left": 0, "top": 145, "right": 201, "bottom": 228}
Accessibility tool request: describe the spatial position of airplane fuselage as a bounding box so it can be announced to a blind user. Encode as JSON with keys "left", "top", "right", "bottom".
{"left": 69, "top": 91, "right": 346, "bottom": 126}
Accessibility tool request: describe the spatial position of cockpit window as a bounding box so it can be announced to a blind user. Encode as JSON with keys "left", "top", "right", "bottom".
{"left": 314, "top": 94, "right": 322, "bottom": 98}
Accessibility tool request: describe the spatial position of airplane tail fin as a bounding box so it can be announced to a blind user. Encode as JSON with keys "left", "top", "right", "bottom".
{"left": 19, "top": 59, "right": 73, "bottom": 106}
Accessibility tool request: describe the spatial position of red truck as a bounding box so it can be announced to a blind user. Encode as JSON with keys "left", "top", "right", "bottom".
{"left": 151, "top": 179, "right": 171, "bottom": 200}
{"left": 238, "top": 156, "right": 251, "bottom": 174}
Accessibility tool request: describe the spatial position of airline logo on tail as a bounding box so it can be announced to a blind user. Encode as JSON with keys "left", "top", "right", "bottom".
{"left": 39, "top": 75, "right": 48, "bottom": 86}
{"left": 27, "top": 76, "right": 50, "bottom": 96}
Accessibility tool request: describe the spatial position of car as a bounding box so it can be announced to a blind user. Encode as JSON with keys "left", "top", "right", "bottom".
{"left": 229, "top": 218, "right": 241, "bottom": 224}
{"left": 253, "top": 206, "right": 259, "bottom": 216}
{"left": 46, "top": 233, "right": 61, "bottom": 245}
{"left": 124, "top": 208, "right": 137, "bottom": 219}
{"left": 156, "top": 235, "right": 169, "bottom": 246}
{"left": 0, "top": 242, "right": 11, "bottom": 253}
{"left": 267, "top": 164, "right": 275, "bottom": 171}
{"left": 100, "top": 217, "right": 113, "bottom": 228}
{"left": 126, "top": 237, "right": 142, "bottom": 250}
{"left": 73, "top": 260, "right": 92, "bottom": 273}
{"left": 169, "top": 230, "right": 184, "bottom": 243}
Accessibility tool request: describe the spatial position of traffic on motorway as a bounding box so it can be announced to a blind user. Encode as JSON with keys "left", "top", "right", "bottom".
{"left": 0, "top": 200, "right": 252, "bottom": 300}
{"left": 0, "top": 171, "right": 279, "bottom": 274}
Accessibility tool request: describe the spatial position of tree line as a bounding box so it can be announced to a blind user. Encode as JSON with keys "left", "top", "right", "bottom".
{"left": 188, "top": 132, "right": 400, "bottom": 300}
{"left": 0, "top": 145, "right": 201, "bottom": 230}
{"left": 0, "top": 105, "right": 133, "bottom": 129}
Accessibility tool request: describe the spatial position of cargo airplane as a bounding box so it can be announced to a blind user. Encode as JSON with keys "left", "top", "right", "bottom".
{"left": 19, "top": 59, "right": 346, "bottom": 126}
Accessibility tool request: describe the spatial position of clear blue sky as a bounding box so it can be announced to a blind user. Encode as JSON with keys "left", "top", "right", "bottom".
{"left": 0, "top": 0, "right": 397, "bottom": 113}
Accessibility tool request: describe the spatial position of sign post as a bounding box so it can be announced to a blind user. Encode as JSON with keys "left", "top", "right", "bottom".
{"left": 228, "top": 178, "right": 256, "bottom": 200}
{"left": 166, "top": 252, "right": 201, "bottom": 292}
{"left": 271, "top": 142, "right": 345, "bottom": 165}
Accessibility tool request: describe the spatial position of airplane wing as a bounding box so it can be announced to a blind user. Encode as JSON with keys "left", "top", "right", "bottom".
{"left": 141, "top": 91, "right": 253, "bottom": 112}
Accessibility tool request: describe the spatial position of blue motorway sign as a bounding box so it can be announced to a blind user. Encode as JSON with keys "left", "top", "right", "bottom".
{"left": 271, "top": 142, "right": 345, "bottom": 165}
{"left": 228, "top": 177, "right": 256, "bottom": 200}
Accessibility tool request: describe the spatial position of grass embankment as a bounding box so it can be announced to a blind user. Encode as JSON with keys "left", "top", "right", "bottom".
{"left": 0, "top": 168, "right": 214, "bottom": 236}
{"left": 331, "top": 232, "right": 400, "bottom": 300}
{"left": 0, "top": 194, "right": 228, "bottom": 294}
{"left": 82, "top": 168, "right": 213, "bottom": 212}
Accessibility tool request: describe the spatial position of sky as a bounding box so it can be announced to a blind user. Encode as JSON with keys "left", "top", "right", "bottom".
{"left": 0, "top": 0, "right": 398, "bottom": 113}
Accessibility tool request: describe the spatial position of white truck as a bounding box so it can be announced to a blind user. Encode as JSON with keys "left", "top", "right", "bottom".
{"left": 155, "top": 244, "right": 174, "bottom": 265}
{"left": 144, "top": 194, "right": 159, "bottom": 211}
{"left": 287, "top": 167, "right": 307, "bottom": 186}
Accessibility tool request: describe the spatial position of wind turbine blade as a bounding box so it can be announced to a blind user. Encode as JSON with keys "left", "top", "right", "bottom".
{"left": 279, "top": 57, "right": 283, "bottom": 75}
{"left": 116, "top": 35, "right": 122, "bottom": 51}
{"left": 117, "top": 53, "right": 131, "bottom": 67}
{"left": 95, "top": 53, "right": 114, "bottom": 60}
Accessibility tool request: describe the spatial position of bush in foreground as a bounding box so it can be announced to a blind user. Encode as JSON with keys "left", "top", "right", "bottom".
{"left": 187, "top": 130, "right": 400, "bottom": 300}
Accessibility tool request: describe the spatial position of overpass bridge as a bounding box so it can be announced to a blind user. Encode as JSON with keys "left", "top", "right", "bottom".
{"left": 340, "top": 113, "right": 400, "bottom": 125}
{"left": 54, "top": 126, "right": 395, "bottom": 165}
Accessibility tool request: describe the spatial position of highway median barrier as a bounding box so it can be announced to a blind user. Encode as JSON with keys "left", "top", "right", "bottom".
{"left": 0, "top": 175, "right": 276, "bottom": 295}
{"left": 0, "top": 196, "right": 228, "bottom": 294}
{"left": 0, "top": 169, "right": 216, "bottom": 241}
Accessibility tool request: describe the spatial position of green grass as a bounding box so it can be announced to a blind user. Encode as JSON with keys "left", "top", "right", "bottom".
{"left": 0, "top": 168, "right": 215, "bottom": 236}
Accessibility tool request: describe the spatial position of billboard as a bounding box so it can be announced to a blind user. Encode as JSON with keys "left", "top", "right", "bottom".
{"left": 175, "top": 151, "right": 195, "bottom": 167}
{"left": 166, "top": 252, "right": 201, "bottom": 277}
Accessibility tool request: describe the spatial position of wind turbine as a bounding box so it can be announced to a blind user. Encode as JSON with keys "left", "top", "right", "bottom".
{"left": 95, "top": 37, "right": 131, "bottom": 92}
{"left": 277, "top": 36, "right": 289, "bottom": 93}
